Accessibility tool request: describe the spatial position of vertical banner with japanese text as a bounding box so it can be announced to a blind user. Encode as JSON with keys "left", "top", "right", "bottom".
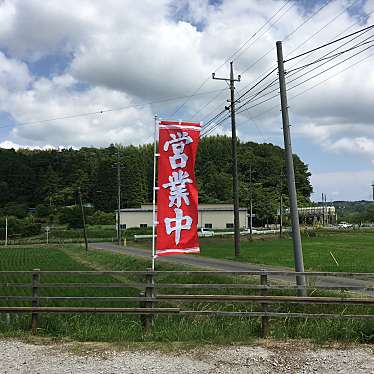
{"left": 156, "top": 120, "right": 201, "bottom": 256}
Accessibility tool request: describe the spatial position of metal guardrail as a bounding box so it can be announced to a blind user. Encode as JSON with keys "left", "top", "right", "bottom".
{"left": 0, "top": 270, "right": 373, "bottom": 336}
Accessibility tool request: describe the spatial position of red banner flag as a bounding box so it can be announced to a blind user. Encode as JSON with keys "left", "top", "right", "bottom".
{"left": 156, "top": 120, "right": 201, "bottom": 256}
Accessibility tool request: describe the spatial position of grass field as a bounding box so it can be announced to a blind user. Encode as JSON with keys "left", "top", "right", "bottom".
{"left": 198, "top": 231, "right": 374, "bottom": 272}
{"left": 0, "top": 244, "right": 373, "bottom": 343}
{"left": 134, "top": 230, "right": 374, "bottom": 272}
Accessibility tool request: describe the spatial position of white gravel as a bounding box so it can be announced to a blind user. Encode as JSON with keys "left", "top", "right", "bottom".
{"left": 0, "top": 339, "right": 373, "bottom": 373}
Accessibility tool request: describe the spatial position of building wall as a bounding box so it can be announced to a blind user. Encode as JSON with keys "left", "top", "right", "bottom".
{"left": 198, "top": 210, "right": 247, "bottom": 229}
{"left": 119, "top": 208, "right": 247, "bottom": 229}
{"left": 119, "top": 211, "right": 153, "bottom": 228}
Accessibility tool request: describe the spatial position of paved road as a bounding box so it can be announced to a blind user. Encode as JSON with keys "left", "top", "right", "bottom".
{"left": 90, "top": 243, "right": 374, "bottom": 294}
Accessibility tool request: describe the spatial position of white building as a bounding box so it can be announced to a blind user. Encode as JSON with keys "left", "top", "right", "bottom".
{"left": 117, "top": 203, "right": 247, "bottom": 230}
{"left": 284, "top": 206, "right": 337, "bottom": 224}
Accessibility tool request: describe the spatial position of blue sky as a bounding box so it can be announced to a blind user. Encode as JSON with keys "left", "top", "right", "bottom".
{"left": 0, "top": 0, "right": 373, "bottom": 201}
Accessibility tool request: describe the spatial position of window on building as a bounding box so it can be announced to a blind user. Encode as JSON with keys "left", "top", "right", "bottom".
{"left": 140, "top": 224, "right": 148, "bottom": 228}
{"left": 226, "top": 223, "right": 234, "bottom": 229}
{"left": 204, "top": 223, "right": 213, "bottom": 229}
{"left": 120, "top": 224, "right": 126, "bottom": 229}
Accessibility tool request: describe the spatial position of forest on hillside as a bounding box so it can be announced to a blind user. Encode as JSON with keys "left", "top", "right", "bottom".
{"left": 0, "top": 136, "right": 313, "bottom": 225}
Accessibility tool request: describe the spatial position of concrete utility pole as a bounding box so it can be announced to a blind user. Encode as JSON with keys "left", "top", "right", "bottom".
{"left": 78, "top": 187, "right": 88, "bottom": 252}
{"left": 117, "top": 148, "right": 122, "bottom": 246}
{"left": 279, "top": 169, "right": 283, "bottom": 239}
{"left": 212, "top": 61, "right": 241, "bottom": 256}
{"left": 276, "top": 41, "right": 306, "bottom": 295}
{"left": 371, "top": 182, "right": 374, "bottom": 201}
{"left": 249, "top": 166, "right": 253, "bottom": 240}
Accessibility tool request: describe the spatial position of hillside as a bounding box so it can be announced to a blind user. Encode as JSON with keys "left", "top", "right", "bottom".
{"left": 0, "top": 136, "right": 312, "bottom": 224}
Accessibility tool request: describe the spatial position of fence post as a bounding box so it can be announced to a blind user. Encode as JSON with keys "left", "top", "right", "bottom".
{"left": 143, "top": 268, "right": 155, "bottom": 331}
{"left": 31, "top": 268, "right": 40, "bottom": 334}
{"left": 260, "top": 270, "right": 269, "bottom": 338}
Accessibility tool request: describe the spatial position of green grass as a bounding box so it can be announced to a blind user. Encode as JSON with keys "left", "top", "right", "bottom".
{"left": 196, "top": 231, "right": 374, "bottom": 272}
{"left": 0, "top": 244, "right": 373, "bottom": 343}
{"left": 131, "top": 230, "right": 374, "bottom": 272}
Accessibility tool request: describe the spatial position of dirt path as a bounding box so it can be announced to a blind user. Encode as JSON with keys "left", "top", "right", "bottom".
{"left": 1, "top": 339, "right": 373, "bottom": 373}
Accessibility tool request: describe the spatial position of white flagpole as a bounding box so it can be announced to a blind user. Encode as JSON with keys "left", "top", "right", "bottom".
{"left": 152, "top": 115, "right": 159, "bottom": 270}
{"left": 5, "top": 216, "right": 7, "bottom": 247}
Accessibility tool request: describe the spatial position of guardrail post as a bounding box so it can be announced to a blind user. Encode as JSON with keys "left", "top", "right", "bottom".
{"left": 260, "top": 270, "right": 269, "bottom": 338}
{"left": 31, "top": 268, "right": 40, "bottom": 334}
{"left": 143, "top": 268, "right": 155, "bottom": 331}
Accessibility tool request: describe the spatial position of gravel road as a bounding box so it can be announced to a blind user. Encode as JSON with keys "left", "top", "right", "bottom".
{"left": 1, "top": 339, "right": 373, "bottom": 373}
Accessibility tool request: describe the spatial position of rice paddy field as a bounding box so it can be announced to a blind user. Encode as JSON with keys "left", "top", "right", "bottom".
{"left": 0, "top": 244, "right": 373, "bottom": 343}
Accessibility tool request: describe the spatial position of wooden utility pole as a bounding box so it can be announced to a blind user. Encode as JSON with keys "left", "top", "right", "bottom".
{"left": 78, "top": 187, "right": 88, "bottom": 252}
{"left": 276, "top": 41, "right": 306, "bottom": 296}
{"left": 212, "top": 62, "right": 241, "bottom": 256}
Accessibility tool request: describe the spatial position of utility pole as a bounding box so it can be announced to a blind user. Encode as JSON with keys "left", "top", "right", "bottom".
{"left": 249, "top": 166, "right": 253, "bottom": 240}
{"left": 78, "top": 187, "right": 88, "bottom": 252}
{"left": 212, "top": 61, "right": 241, "bottom": 256}
{"left": 324, "top": 193, "right": 328, "bottom": 225}
{"left": 321, "top": 192, "right": 325, "bottom": 225}
{"left": 371, "top": 182, "right": 374, "bottom": 201}
{"left": 279, "top": 169, "right": 283, "bottom": 239}
{"left": 5, "top": 216, "right": 7, "bottom": 247}
{"left": 279, "top": 194, "right": 283, "bottom": 238}
{"left": 276, "top": 41, "right": 306, "bottom": 295}
{"left": 117, "top": 148, "right": 122, "bottom": 246}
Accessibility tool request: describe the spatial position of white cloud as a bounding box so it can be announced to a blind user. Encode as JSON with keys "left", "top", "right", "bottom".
{"left": 0, "top": 140, "right": 54, "bottom": 150}
{"left": 330, "top": 137, "right": 374, "bottom": 158}
{"left": 0, "top": 0, "right": 372, "bottom": 161}
{"left": 1, "top": 73, "right": 154, "bottom": 147}
{"left": 0, "top": 51, "right": 31, "bottom": 92}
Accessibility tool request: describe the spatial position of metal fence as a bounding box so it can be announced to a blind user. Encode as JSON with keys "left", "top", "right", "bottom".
{"left": 0, "top": 270, "right": 373, "bottom": 336}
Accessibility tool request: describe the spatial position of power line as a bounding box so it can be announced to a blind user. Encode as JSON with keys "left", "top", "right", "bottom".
{"left": 236, "top": 42, "right": 374, "bottom": 116}
{"left": 239, "top": 0, "right": 331, "bottom": 75}
{"left": 213, "top": 0, "right": 332, "bottom": 124}
{"left": 284, "top": 0, "right": 360, "bottom": 58}
{"left": 236, "top": 68, "right": 278, "bottom": 102}
{"left": 284, "top": 23, "right": 374, "bottom": 62}
{"left": 287, "top": 41, "right": 374, "bottom": 91}
{"left": 200, "top": 3, "right": 367, "bottom": 129}
{"left": 0, "top": 88, "right": 226, "bottom": 131}
{"left": 237, "top": 44, "right": 374, "bottom": 120}
{"left": 230, "top": 0, "right": 294, "bottom": 63}
{"left": 200, "top": 67, "right": 279, "bottom": 132}
{"left": 170, "top": 0, "right": 292, "bottom": 117}
{"left": 288, "top": 49, "right": 374, "bottom": 101}
{"left": 204, "top": 24, "right": 374, "bottom": 131}
{"left": 190, "top": 89, "right": 228, "bottom": 120}
{"left": 286, "top": 36, "right": 374, "bottom": 75}
{"left": 197, "top": 0, "right": 332, "bottom": 125}
{"left": 285, "top": 8, "right": 374, "bottom": 73}
{"left": 207, "top": 42, "right": 374, "bottom": 137}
